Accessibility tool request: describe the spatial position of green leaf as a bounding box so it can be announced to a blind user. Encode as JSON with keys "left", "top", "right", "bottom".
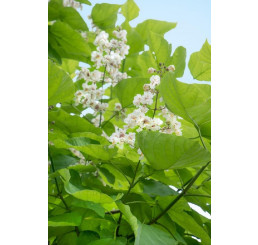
{"left": 76, "top": 0, "right": 91, "bottom": 5}
{"left": 116, "top": 201, "right": 138, "bottom": 236}
{"left": 48, "top": 2, "right": 88, "bottom": 31}
{"left": 65, "top": 182, "right": 114, "bottom": 204}
{"left": 147, "top": 32, "right": 171, "bottom": 64}
{"left": 68, "top": 165, "right": 96, "bottom": 173}
{"left": 169, "top": 210, "right": 210, "bottom": 244}
{"left": 49, "top": 21, "right": 91, "bottom": 62}
{"left": 58, "top": 232, "right": 78, "bottom": 245}
{"left": 60, "top": 59, "right": 79, "bottom": 76}
{"left": 77, "top": 231, "right": 99, "bottom": 245}
{"left": 91, "top": 3, "right": 121, "bottom": 30}
{"left": 114, "top": 77, "right": 149, "bottom": 107}
{"left": 121, "top": 0, "right": 139, "bottom": 21}
{"left": 52, "top": 138, "right": 116, "bottom": 161}
{"left": 135, "top": 223, "right": 178, "bottom": 245}
{"left": 160, "top": 72, "right": 211, "bottom": 138}
{"left": 71, "top": 199, "right": 105, "bottom": 217}
{"left": 140, "top": 179, "right": 177, "bottom": 197}
{"left": 166, "top": 46, "right": 187, "bottom": 78}
{"left": 48, "top": 60, "right": 75, "bottom": 106}
{"left": 188, "top": 40, "right": 211, "bottom": 81}
{"left": 48, "top": 42, "right": 62, "bottom": 64}
{"left": 48, "top": 109, "right": 102, "bottom": 135}
{"left": 48, "top": 212, "right": 82, "bottom": 226}
{"left": 136, "top": 19, "right": 177, "bottom": 41}
{"left": 65, "top": 137, "right": 99, "bottom": 146}
{"left": 125, "top": 51, "right": 157, "bottom": 77}
{"left": 88, "top": 238, "right": 126, "bottom": 245}
{"left": 137, "top": 131, "right": 210, "bottom": 170}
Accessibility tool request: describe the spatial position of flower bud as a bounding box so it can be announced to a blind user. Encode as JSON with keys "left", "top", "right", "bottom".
{"left": 168, "top": 65, "right": 175, "bottom": 72}
{"left": 143, "top": 84, "right": 151, "bottom": 91}
{"left": 148, "top": 67, "right": 156, "bottom": 74}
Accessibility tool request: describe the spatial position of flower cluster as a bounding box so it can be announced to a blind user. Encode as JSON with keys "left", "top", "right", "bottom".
{"left": 108, "top": 127, "right": 135, "bottom": 149}
{"left": 74, "top": 28, "right": 130, "bottom": 127}
{"left": 110, "top": 66, "right": 182, "bottom": 149}
{"left": 63, "top": 0, "right": 82, "bottom": 10}
{"left": 91, "top": 29, "right": 130, "bottom": 86}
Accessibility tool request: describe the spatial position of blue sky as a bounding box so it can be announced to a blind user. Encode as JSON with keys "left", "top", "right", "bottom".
{"left": 79, "top": 0, "right": 211, "bottom": 83}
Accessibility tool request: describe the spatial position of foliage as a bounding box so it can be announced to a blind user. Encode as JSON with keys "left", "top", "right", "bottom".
{"left": 48, "top": 0, "right": 211, "bottom": 244}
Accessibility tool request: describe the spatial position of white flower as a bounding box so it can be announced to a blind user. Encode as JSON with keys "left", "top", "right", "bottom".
{"left": 148, "top": 67, "right": 156, "bottom": 74}
{"left": 168, "top": 65, "right": 175, "bottom": 72}
{"left": 107, "top": 127, "right": 135, "bottom": 149}
{"left": 141, "top": 91, "right": 154, "bottom": 105}
{"left": 92, "top": 115, "right": 104, "bottom": 127}
{"left": 114, "top": 103, "right": 122, "bottom": 111}
{"left": 94, "top": 31, "right": 109, "bottom": 47}
{"left": 133, "top": 94, "right": 142, "bottom": 107}
{"left": 150, "top": 75, "right": 160, "bottom": 89}
{"left": 91, "top": 51, "right": 103, "bottom": 68}
{"left": 90, "top": 70, "right": 102, "bottom": 82}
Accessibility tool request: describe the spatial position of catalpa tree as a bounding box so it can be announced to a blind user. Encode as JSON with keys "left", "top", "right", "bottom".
{"left": 48, "top": 0, "right": 211, "bottom": 244}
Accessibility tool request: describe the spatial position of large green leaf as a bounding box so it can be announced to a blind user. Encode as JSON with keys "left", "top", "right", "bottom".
{"left": 48, "top": 212, "right": 82, "bottom": 226}
{"left": 136, "top": 19, "right": 177, "bottom": 41}
{"left": 91, "top": 3, "right": 121, "bottom": 30}
{"left": 114, "top": 77, "right": 149, "bottom": 107}
{"left": 147, "top": 32, "right": 171, "bottom": 64}
{"left": 48, "top": 60, "right": 75, "bottom": 106}
{"left": 166, "top": 46, "right": 186, "bottom": 78}
{"left": 188, "top": 40, "right": 211, "bottom": 81}
{"left": 65, "top": 182, "right": 114, "bottom": 204}
{"left": 121, "top": 0, "right": 139, "bottom": 21}
{"left": 48, "top": 109, "right": 101, "bottom": 135}
{"left": 48, "top": 1, "right": 88, "bottom": 31}
{"left": 49, "top": 21, "right": 91, "bottom": 62}
{"left": 160, "top": 72, "right": 211, "bottom": 138}
{"left": 135, "top": 223, "right": 178, "bottom": 245}
{"left": 137, "top": 131, "right": 210, "bottom": 170}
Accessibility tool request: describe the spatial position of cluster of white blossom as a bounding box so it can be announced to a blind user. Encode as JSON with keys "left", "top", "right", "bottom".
{"left": 63, "top": 0, "right": 82, "bottom": 10}
{"left": 74, "top": 27, "right": 130, "bottom": 127}
{"left": 91, "top": 29, "right": 129, "bottom": 86}
{"left": 108, "top": 66, "right": 182, "bottom": 150}
{"left": 107, "top": 127, "right": 135, "bottom": 149}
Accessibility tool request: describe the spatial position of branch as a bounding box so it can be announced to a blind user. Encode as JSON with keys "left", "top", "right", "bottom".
{"left": 48, "top": 146, "right": 80, "bottom": 236}
{"left": 105, "top": 210, "right": 121, "bottom": 215}
{"left": 148, "top": 161, "right": 211, "bottom": 225}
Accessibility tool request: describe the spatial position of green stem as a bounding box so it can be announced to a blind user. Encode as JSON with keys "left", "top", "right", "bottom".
{"left": 148, "top": 161, "right": 211, "bottom": 225}
{"left": 99, "top": 65, "right": 107, "bottom": 127}
{"left": 152, "top": 91, "right": 159, "bottom": 118}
